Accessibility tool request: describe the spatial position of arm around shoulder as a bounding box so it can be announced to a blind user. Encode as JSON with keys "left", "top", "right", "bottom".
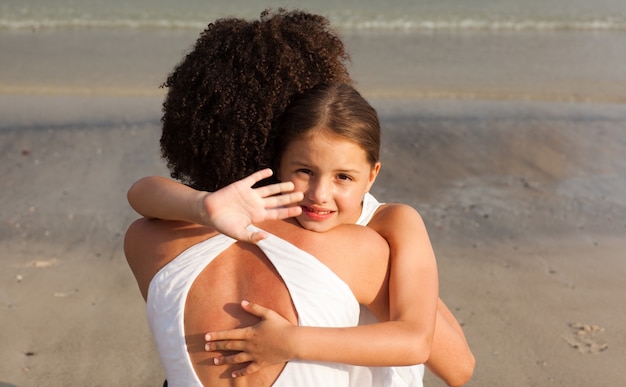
{"left": 127, "top": 176, "right": 208, "bottom": 223}
{"left": 127, "top": 170, "right": 304, "bottom": 243}
{"left": 368, "top": 203, "right": 440, "bottom": 365}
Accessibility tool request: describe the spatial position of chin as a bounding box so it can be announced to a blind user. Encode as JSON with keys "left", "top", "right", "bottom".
{"left": 296, "top": 218, "right": 337, "bottom": 233}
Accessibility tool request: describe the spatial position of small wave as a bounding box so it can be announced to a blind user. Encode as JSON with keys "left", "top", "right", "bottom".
{"left": 0, "top": 18, "right": 208, "bottom": 31}
{"left": 335, "top": 17, "right": 626, "bottom": 32}
{"left": 1, "top": 16, "right": 626, "bottom": 32}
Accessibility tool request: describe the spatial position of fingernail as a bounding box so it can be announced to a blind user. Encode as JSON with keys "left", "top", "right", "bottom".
{"left": 241, "top": 300, "right": 249, "bottom": 306}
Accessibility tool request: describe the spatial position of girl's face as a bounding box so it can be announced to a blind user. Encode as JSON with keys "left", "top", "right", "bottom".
{"left": 278, "top": 131, "right": 380, "bottom": 233}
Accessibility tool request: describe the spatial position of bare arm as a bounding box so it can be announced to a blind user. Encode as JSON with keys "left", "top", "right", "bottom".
{"left": 205, "top": 204, "right": 474, "bottom": 385}
{"left": 207, "top": 295, "right": 474, "bottom": 384}
{"left": 205, "top": 205, "right": 439, "bottom": 372}
{"left": 375, "top": 205, "right": 473, "bottom": 386}
{"left": 207, "top": 302, "right": 433, "bottom": 370}
{"left": 369, "top": 204, "right": 439, "bottom": 363}
{"left": 427, "top": 299, "right": 475, "bottom": 386}
{"left": 127, "top": 169, "right": 303, "bottom": 243}
{"left": 128, "top": 175, "right": 210, "bottom": 224}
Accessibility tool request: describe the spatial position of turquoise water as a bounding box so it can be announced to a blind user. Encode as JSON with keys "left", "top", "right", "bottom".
{"left": 3, "top": 0, "right": 626, "bottom": 31}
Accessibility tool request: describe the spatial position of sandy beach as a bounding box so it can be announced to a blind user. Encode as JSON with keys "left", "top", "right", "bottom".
{"left": 1, "top": 26, "right": 626, "bottom": 386}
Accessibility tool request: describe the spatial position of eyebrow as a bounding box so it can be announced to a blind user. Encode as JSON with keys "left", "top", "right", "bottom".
{"left": 287, "top": 160, "right": 311, "bottom": 168}
{"left": 286, "top": 157, "right": 363, "bottom": 175}
{"left": 335, "top": 168, "right": 361, "bottom": 175}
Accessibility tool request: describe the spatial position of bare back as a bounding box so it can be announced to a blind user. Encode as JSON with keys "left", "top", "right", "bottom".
{"left": 125, "top": 218, "right": 389, "bottom": 386}
{"left": 185, "top": 243, "right": 296, "bottom": 385}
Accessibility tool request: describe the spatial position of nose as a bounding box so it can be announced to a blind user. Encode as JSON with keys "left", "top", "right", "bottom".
{"left": 306, "top": 177, "right": 331, "bottom": 204}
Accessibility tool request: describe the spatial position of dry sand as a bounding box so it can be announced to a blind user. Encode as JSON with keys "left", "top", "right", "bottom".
{"left": 1, "top": 28, "right": 626, "bottom": 386}
{"left": 372, "top": 99, "right": 626, "bottom": 386}
{"left": 1, "top": 96, "right": 625, "bottom": 387}
{"left": 1, "top": 97, "right": 168, "bottom": 386}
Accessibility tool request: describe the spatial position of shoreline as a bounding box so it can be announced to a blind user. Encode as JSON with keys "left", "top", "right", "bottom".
{"left": 2, "top": 28, "right": 626, "bottom": 103}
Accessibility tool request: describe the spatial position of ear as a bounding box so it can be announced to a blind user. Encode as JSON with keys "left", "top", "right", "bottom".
{"left": 365, "top": 161, "right": 381, "bottom": 192}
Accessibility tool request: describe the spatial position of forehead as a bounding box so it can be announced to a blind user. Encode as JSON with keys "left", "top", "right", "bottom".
{"left": 283, "top": 131, "right": 370, "bottom": 164}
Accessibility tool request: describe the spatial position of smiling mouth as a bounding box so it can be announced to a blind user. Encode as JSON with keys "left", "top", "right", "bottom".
{"left": 301, "top": 206, "right": 333, "bottom": 215}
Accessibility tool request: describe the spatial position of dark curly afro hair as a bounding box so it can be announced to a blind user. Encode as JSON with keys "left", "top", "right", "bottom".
{"left": 160, "top": 8, "right": 352, "bottom": 191}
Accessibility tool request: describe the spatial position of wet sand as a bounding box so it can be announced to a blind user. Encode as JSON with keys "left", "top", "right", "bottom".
{"left": 1, "top": 27, "right": 626, "bottom": 386}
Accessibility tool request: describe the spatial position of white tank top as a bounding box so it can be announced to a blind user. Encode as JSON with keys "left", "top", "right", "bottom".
{"left": 350, "top": 193, "right": 425, "bottom": 387}
{"left": 147, "top": 226, "right": 359, "bottom": 386}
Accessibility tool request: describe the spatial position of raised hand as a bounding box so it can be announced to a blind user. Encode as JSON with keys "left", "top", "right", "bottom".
{"left": 204, "top": 300, "right": 297, "bottom": 378}
{"left": 200, "top": 169, "right": 303, "bottom": 243}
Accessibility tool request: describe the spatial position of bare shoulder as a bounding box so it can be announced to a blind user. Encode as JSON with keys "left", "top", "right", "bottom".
{"left": 125, "top": 218, "right": 215, "bottom": 252}
{"left": 331, "top": 223, "right": 389, "bottom": 253}
{"left": 124, "top": 218, "right": 182, "bottom": 265}
{"left": 124, "top": 218, "right": 216, "bottom": 299}
{"left": 368, "top": 203, "right": 427, "bottom": 241}
{"left": 374, "top": 202, "right": 424, "bottom": 222}
{"left": 326, "top": 223, "right": 390, "bottom": 309}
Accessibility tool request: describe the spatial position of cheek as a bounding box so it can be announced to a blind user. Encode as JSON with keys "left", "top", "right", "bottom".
{"left": 336, "top": 190, "right": 364, "bottom": 215}
{"left": 289, "top": 177, "right": 308, "bottom": 193}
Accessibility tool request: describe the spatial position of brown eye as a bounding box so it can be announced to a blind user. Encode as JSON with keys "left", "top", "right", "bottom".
{"left": 297, "top": 169, "right": 313, "bottom": 176}
{"left": 337, "top": 174, "right": 352, "bottom": 181}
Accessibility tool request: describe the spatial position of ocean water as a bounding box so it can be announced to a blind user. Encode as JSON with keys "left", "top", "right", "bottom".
{"left": 1, "top": 1, "right": 625, "bottom": 102}
{"left": 2, "top": 0, "right": 626, "bottom": 31}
